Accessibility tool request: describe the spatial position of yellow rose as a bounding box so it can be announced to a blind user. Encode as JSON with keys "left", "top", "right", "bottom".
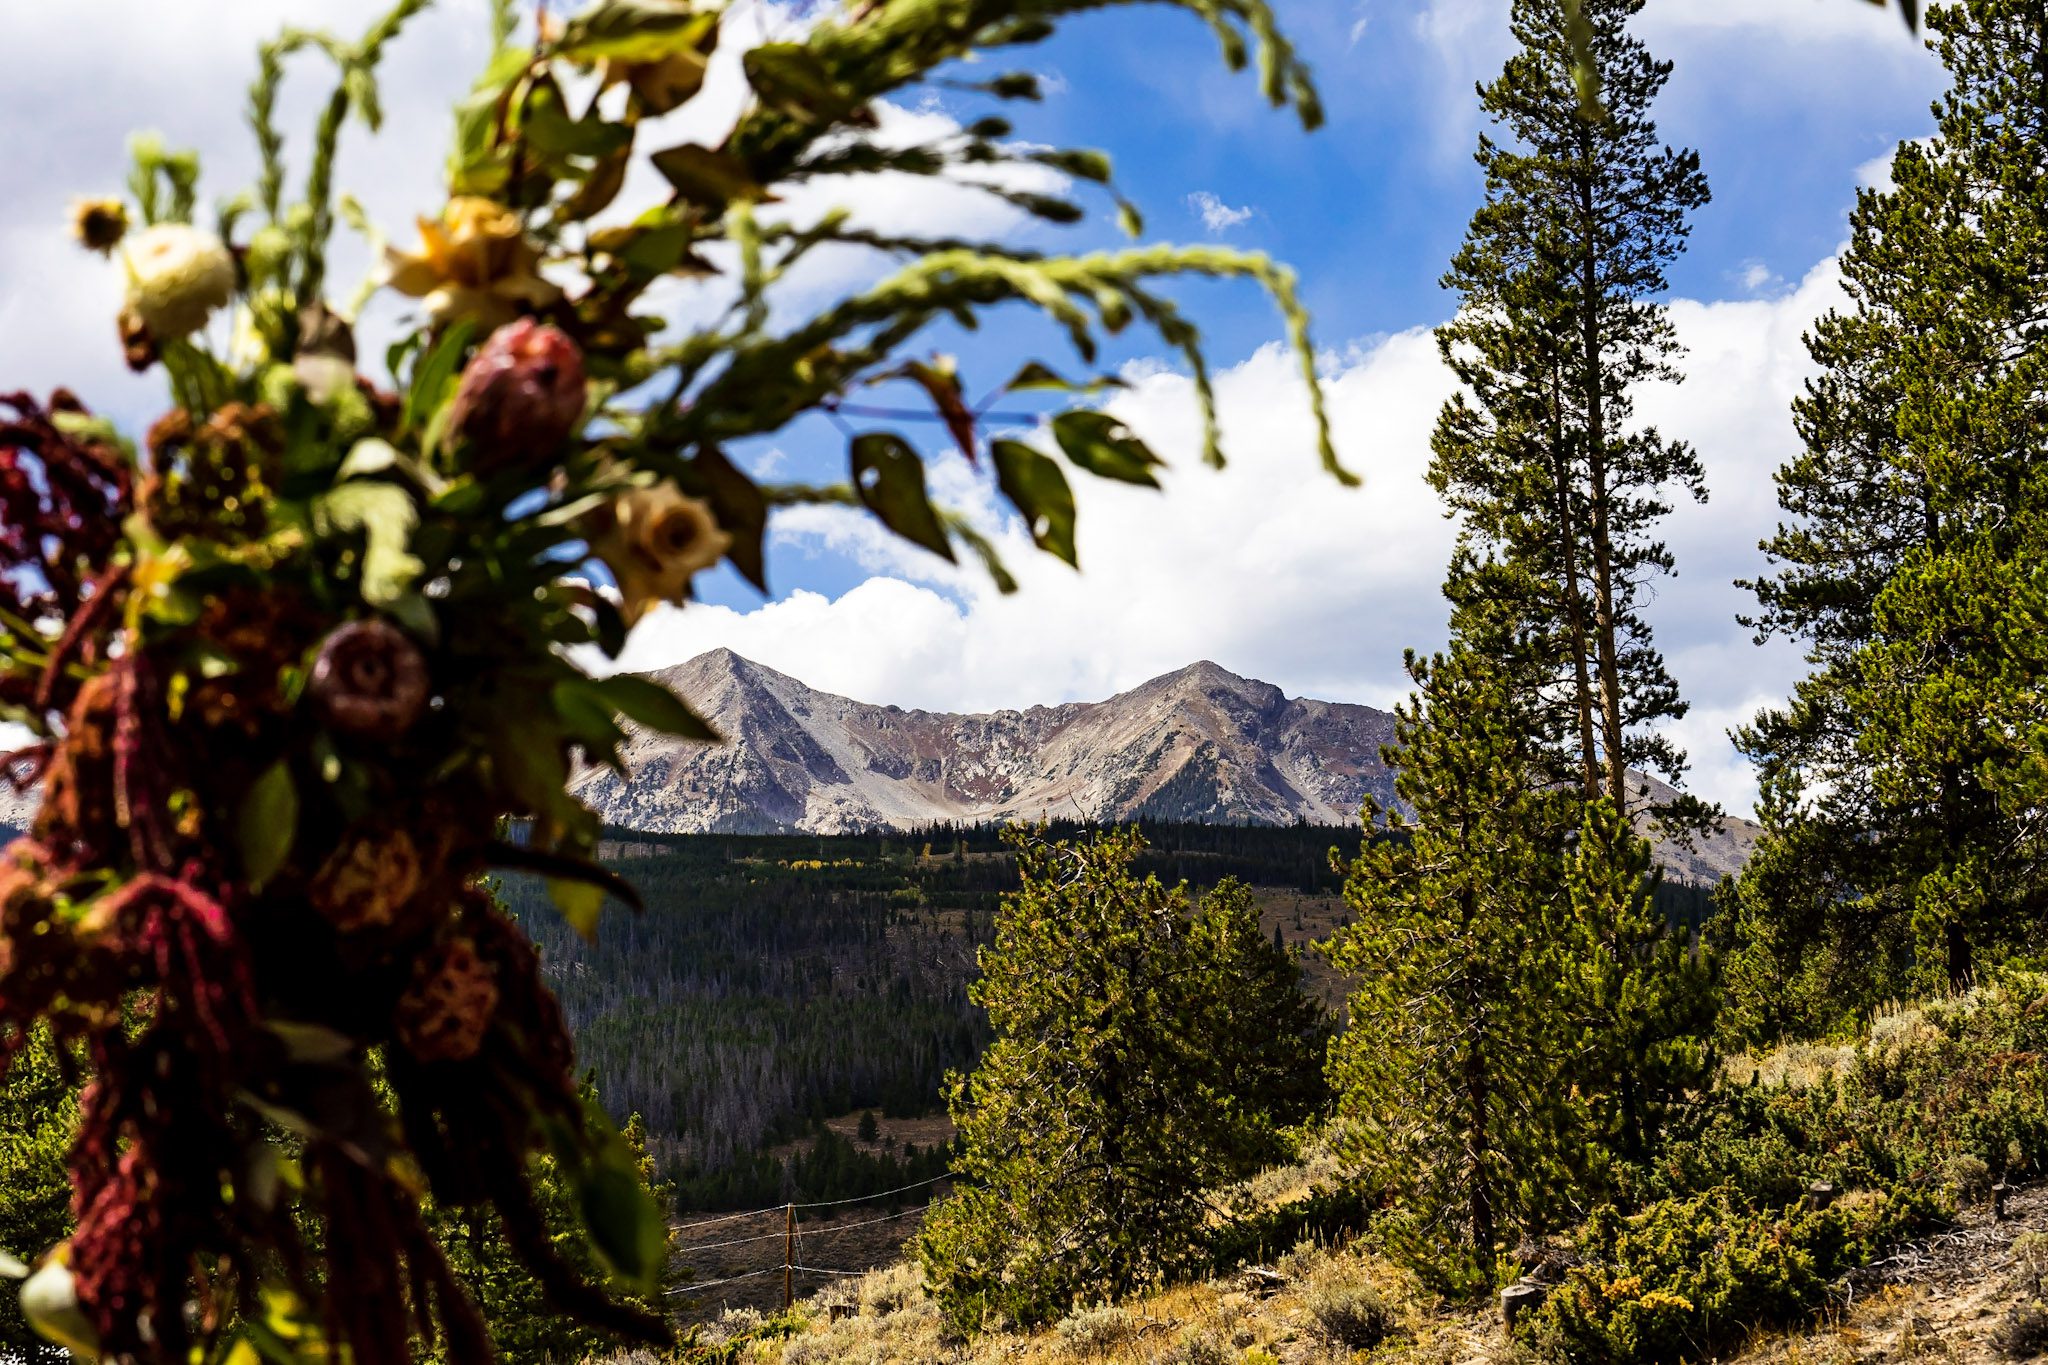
{"left": 381, "top": 196, "right": 562, "bottom": 329}
{"left": 123, "top": 223, "right": 236, "bottom": 340}
{"left": 590, "top": 483, "right": 733, "bottom": 625}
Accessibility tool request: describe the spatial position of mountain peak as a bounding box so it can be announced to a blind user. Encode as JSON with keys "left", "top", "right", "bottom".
{"left": 573, "top": 654, "right": 1400, "bottom": 836}
{"left": 661, "top": 648, "right": 792, "bottom": 690}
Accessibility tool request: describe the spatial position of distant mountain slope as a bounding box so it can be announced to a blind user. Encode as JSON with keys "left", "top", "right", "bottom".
{"left": 572, "top": 650, "right": 1400, "bottom": 835}
{"left": 570, "top": 651, "right": 1759, "bottom": 883}
{"left": 0, "top": 781, "right": 32, "bottom": 835}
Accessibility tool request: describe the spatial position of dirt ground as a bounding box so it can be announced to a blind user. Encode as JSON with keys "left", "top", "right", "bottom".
{"left": 1394, "top": 1183, "right": 2048, "bottom": 1364}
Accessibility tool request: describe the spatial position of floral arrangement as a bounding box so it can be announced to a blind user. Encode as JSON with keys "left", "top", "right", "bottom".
{"left": 0, "top": 0, "right": 1337, "bottom": 1358}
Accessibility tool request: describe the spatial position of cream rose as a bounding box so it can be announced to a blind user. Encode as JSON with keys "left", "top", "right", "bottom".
{"left": 122, "top": 223, "right": 237, "bottom": 340}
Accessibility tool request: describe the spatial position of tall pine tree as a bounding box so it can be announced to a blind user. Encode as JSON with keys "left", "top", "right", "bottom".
{"left": 1413, "top": 0, "right": 1719, "bottom": 1183}
{"left": 1731, "top": 0, "right": 2048, "bottom": 1033}
{"left": 1325, "top": 646, "right": 1581, "bottom": 1285}
{"left": 1432, "top": 0, "right": 1711, "bottom": 822}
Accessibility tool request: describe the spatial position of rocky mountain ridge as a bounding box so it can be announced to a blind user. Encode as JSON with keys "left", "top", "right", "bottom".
{"left": 570, "top": 650, "right": 1758, "bottom": 883}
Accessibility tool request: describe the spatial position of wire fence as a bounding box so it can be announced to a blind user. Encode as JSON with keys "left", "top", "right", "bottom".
{"left": 665, "top": 1173, "right": 961, "bottom": 1304}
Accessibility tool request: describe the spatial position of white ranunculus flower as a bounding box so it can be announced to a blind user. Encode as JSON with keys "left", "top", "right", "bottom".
{"left": 123, "top": 223, "right": 237, "bottom": 340}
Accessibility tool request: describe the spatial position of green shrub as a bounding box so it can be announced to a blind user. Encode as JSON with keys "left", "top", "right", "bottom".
{"left": 1997, "top": 1300, "right": 2048, "bottom": 1360}
{"left": 1522, "top": 1186, "right": 1940, "bottom": 1364}
{"left": 1627, "top": 974, "right": 2048, "bottom": 1215}
{"left": 1302, "top": 1282, "right": 1392, "bottom": 1350}
{"left": 1160, "top": 1328, "right": 1231, "bottom": 1365}
{"left": 1054, "top": 1304, "right": 1140, "bottom": 1354}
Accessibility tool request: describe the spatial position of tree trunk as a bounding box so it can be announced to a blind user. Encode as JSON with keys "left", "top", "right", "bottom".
{"left": 1461, "top": 885, "right": 1497, "bottom": 1260}
{"left": 1550, "top": 366, "right": 1601, "bottom": 798}
{"left": 1577, "top": 141, "right": 1629, "bottom": 809}
{"left": 1945, "top": 916, "right": 1974, "bottom": 995}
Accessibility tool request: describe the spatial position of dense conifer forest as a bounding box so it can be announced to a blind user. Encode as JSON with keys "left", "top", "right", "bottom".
{"left": 496, "top": 818, "right": 1715, "bottom": 1213}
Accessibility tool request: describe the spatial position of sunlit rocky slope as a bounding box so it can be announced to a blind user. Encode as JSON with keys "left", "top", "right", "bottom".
{"left": 571, "top": 650, "right": 1757, "bottom": 882}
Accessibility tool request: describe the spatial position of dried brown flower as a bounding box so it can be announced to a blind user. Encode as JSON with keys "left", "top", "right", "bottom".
{"left": 141, "top": 402, "right": 283, "bottom": 541}
{"left": 69, "top": 198, "right": 129, "bottom": 255}
{"left": 312, "top": 827, "right": 425, "bottom": 933}
{"left": 395, "top": 936, "right": 499, "bottom": 1063}
{"left": 307, "top": 620, "right": 432, "bottom": 744}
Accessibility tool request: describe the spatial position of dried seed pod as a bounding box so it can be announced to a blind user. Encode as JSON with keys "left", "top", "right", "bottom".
{"left": 395, "top": 936, "right": 499, "bottom": 1064}
{"left": 307, "top": 620, "right": 430, "bottom": 744}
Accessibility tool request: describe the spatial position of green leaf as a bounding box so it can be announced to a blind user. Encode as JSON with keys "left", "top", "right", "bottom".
{"left": 21, "top": 1256, "right": 97, "bottom": 1355}
{"left": 692, "top": 445, "right": 769, "bottom": 594}
{"left": 579, "top": 673, "right": 720, "bottom": 741}
{"left": 993, "top": 439, "right": 1078, "bottom": 568}
{"left": 1004, "top": 361, "right": 1125, "bottom": 395}
{"left": 403, "top": 320, "right": 477, "bottom": 441}
{"left": 1032, "top": 148, "right": 1111, "bottom": 183}
{"left": 549, "top": 679, "right": 630, "bottom": 757}
{"left": 851, "top": 433, "right": 955, "bottom": 562}
{"left": 549, "top": 877, "right": 606, "bottom": 941}
{"left": 555, "top": 0, "right": 717, "bottom": 64}
{"left": 238, "top": 761, "right": 298, "bottom": 892}
{"left": 949, "top": 520, "right": 1019, "bottom": 594}
{"left": 558, "top": 144, "right": 632, "bottom": 222}
{"left": 1052, "top": 410, "right": 1164, "bottom": 488}
{"left": 742, "top": 42, "right": 861, "bottom": 124}
{"left": 649, "top": 143, "right": 764, "bottom": 210}
{"left": 523, "top": 100, "right": 633, "bottom": 161}
{"left": 316, "top": 482, "right": 424, "bottom": 607}
{"left": 982, "top": 72, "right": 1043, "bottom": 100}
{"left": 589, "top": 220, "right": 710, "bottom": 276}
{"left": 574, "top": 1122, "right": 668, "bottom": 1293}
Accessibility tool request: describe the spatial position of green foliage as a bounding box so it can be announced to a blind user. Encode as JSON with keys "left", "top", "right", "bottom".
{"left": 1430, "top": 0, "right": 1710, "bottom": 820}
{"left": 1630, "top": 974, "right": 2048, "bottom": 1219}
{"left": 1523, "top": 1187, "right": 1940, "bottom": 1364}
{"left": 0, "top": 1048, "right": 669, "bottom": 1360}
{"left": 919, "top": 828, "right": 1329, "bottom": 1332}
{"left": 0, "top": 1028, "right": 75, "bottom": 1359}
{"left": 506, "top": 821, "right": 1361, "bottom": 1209}
{"left": 1301, "top": 1282, "right": 1393, "bottom": 1351}
{"left": 1528, "top": 973, "right": 2048, "bottom": 1361}
{"left": 1324, "top": 646, "right": 1580, "bottom": 1288}
{"left": 1568, "top": 798, "right": 1718, "bottom": 1166}
{"left": 1732, "top": 0, "right": 2048, "bottom": 1030}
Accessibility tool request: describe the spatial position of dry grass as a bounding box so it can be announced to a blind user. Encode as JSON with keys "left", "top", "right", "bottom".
{"left": 623, "top": 1237, "right": 1447, "bottom": 1365}
{"left": 1722, "top": 1039, "right": 1857, "bottom": 1089}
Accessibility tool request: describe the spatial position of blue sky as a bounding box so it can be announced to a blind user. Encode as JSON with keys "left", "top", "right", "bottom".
{"left": 0, "top": 0, "right": 1948, "bottom": 815}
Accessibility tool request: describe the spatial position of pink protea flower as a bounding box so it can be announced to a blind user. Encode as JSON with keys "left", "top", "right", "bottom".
{"left": 445, "top": 318, "right": 586, "bottom": 475}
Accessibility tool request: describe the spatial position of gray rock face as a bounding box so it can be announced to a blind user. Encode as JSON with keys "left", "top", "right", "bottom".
{"left": 569, "top": 650, "right": 1757, "bottom": 883}
{"left": 572, "top": 650, "right": 1403, "bottom": 836}
{"left": 0, "top": 780, "right": 33, "bottom": 834}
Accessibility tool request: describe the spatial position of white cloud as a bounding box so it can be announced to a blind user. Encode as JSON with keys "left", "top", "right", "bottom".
{"left": 1640, "top": 0, "right": 1919, "bottom": 43}
{"left": 1737, "top": 260, "right": 1779, "bottom": 293}
{"left": 614, "top": 251, "right": 1852, "bottom": 821}
{"left": 1187, "top": 191, "right": 1255, "bottom": 232}
{"left": 0, "top": 1, "right": 1066, "bottom": 416}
